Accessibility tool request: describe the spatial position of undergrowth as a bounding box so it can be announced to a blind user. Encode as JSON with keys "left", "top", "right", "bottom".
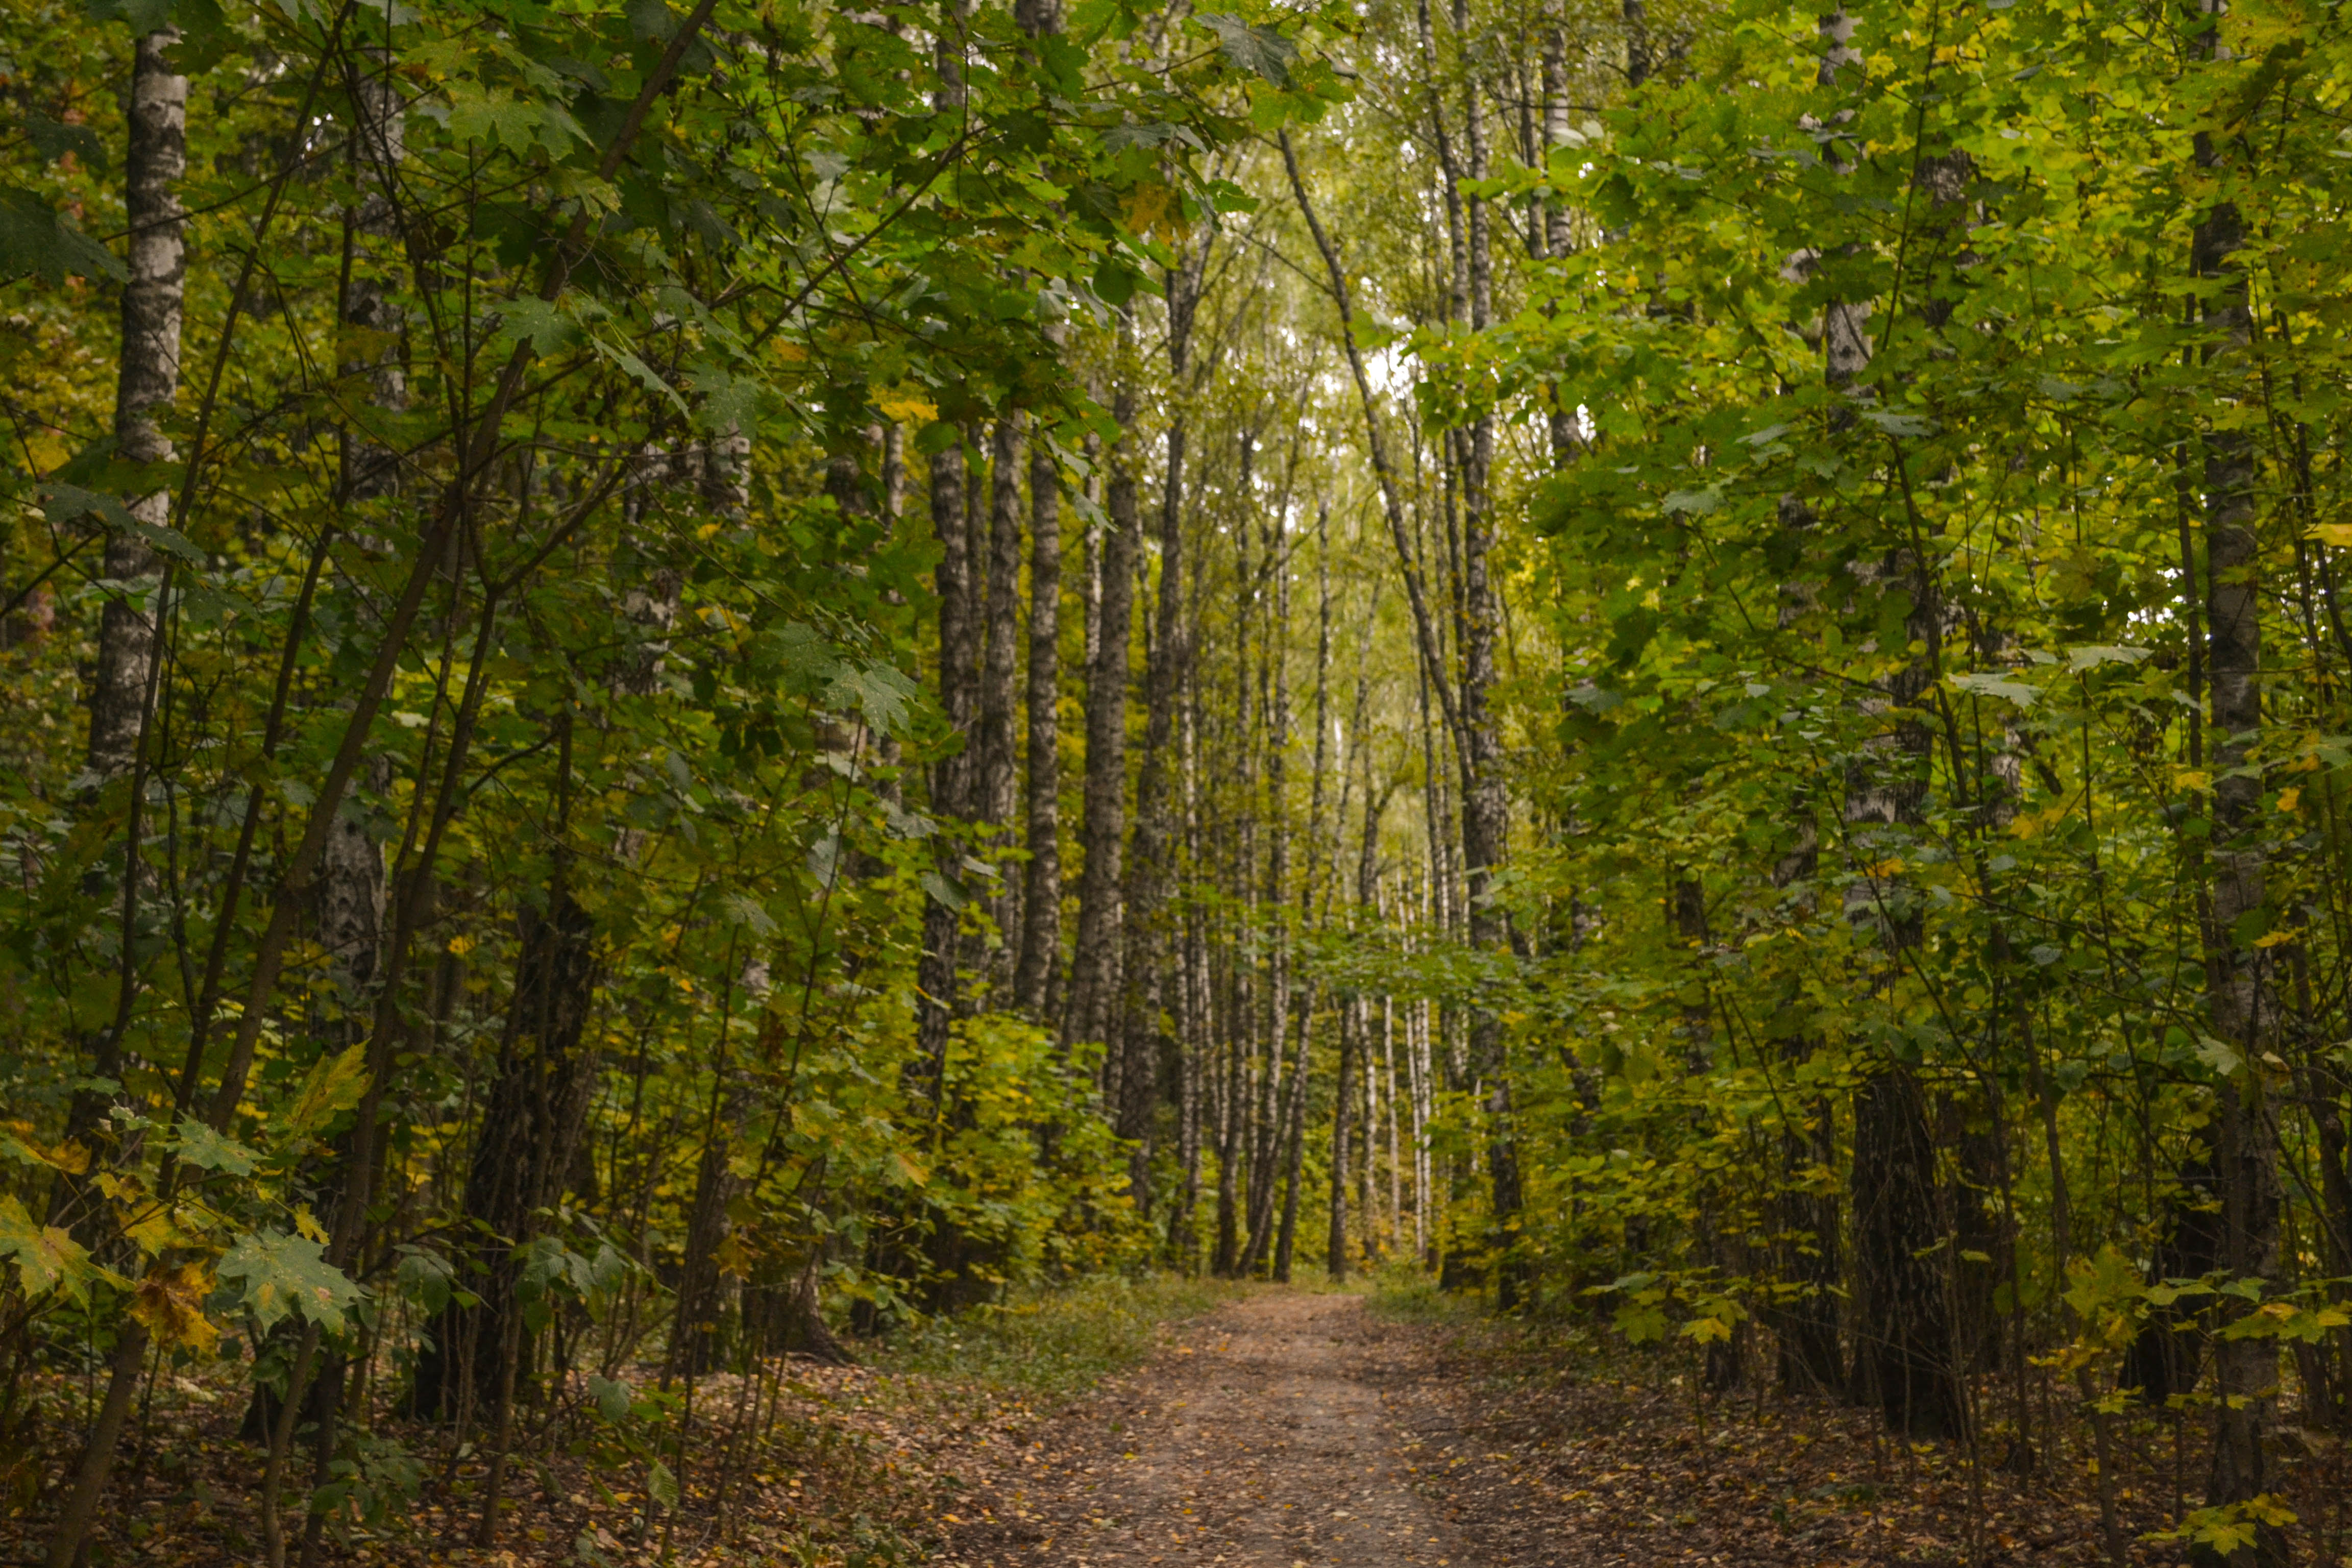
{"left": 1364, "top": 1264, "right": 1477, "bottom": 1325}
{"left": 878, "top": 1273, "right": 1243, "bottom": 1404}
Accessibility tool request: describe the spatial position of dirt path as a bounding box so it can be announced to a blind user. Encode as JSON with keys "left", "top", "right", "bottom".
{"left": 937, "top": 1291, "right": 1478, "bottom": 1567}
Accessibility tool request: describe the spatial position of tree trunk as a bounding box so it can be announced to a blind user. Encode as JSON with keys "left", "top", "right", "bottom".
{"left": 1113, "top": 238, "right": 1209, "bottom": 1211}
{"left": 2192, "top": 96, "right": 2283, "bottom": 1559}
{"left": 1852, "top": 1071, "right": 1964, "bottom": 1438}
{"left": 1172, "top": 695, "right": 1209, "bottom": 1262}
{"left": 1014, "top": 428, "right": 1064, "bottom": 1018}
{"left": 917, "top": 440, "right": 977, "bottom": 1084}
{"left": 86, "top": 29, "right": 187, "bottom": 784}
{"left": 1270, "top": 988, "right": 1313, "bottom": 1283}
{"left": 1448, "top": 20, "right": 1523, "bottom": 1304}
{"left": 413, "top": 724, "right": 602, "bottom": 1419}
{"left": 1242, "top": 521, "right": 1292, "bottom": 1269}
{"left": 41, "top": 33, "right": 185, "bottom": 1567}
{"left": 977, "top": 415, "right": 1026, "bottom": 985}
{"left": 1067, "top": 369, "right": 1138, "bottom": 1051}
{"left": 53, "top": 25, "right": 189, "bottom": 1194}
{"left": 1327, "top": 998, "right": 1354, "bottom": 1281}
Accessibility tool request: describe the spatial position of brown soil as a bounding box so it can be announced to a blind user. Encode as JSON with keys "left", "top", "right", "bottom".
{"left": 934, "top": 1290, "right": 1476, "bottom": 1567}
{"left": 925, "top": 1288, "right": 2352, "bottom": 1568}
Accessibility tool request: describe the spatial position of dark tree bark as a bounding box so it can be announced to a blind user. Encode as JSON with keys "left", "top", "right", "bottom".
{"left": 413, "top": 842, "right": 602, "bottom": 1419}
{"left": 917, "top": 440, "right": 977, "bottom": 1085}
{"left": 976, "top": 416, "right": 1027, "bottom": 982}
{"left": 1447, "top": 10, "right": 1524, "bottom": 1305}
{"left": 2191, "top": 81, "right": 2283, "bottom": 1558}
{"left": 1067, "top": 368, "right": 1138, "bottom": 1052}
{"left": 1014, "top": 430, "right": 1064, "bottom": 1018}
{"left": 1172, "top": 693, "right": 1209, "bottom": 1262}
{"left": 1115, "top": 238, "right": 1210, "bottom": 1211}
{"left": 1851, "top": 1072, "right": 1964, "bottom": 1438}
{"left": 1270, "top": 990, "right": 1316, "bottom": 1283}
{"left": 1241, "top": 514, "right": 1292, "bottom": 1273}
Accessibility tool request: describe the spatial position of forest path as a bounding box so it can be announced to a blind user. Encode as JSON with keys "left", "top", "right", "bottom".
{"left": 937, "top": 1290, "right": 1479, "bottom": 1567}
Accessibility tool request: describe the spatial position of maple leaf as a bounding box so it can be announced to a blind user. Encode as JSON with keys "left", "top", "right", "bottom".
{"left": 131, "top": 1261, "right": 222, "bottom": 1356}
{"left": 217, "top": 1229, "right": 363, "bottom": 1334}
{"left": 275, "top": 1045, "right": 370, "bottom": 1147}
{"left": 0, "top": 1194, "right": 118, "bottom": 1304}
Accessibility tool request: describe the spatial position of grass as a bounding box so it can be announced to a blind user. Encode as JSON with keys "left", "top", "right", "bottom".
{"left": 1363, "top": 1262, "right": 1478, "bottom": 1324}
{"left": 875, "top": 1272, "right": 1244, "bottom": 1404}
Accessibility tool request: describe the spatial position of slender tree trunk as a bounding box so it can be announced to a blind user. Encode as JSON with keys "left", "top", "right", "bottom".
{"left": 918, "top": 440, "right": 977, "bottom": 1082}
{"left": 1271, "top": 986, "right": 1314, "bottom": 1283}
{"left": 293, "top": 60, "right": 411, "bottom": 1556}
{"left": 1115, "top": 236, "right": 1210, "bottom": 1210}
{"left": 1328, "top": 998, "right": 1354, "bottom": 1281}
{"left": 42, "top": 35, "right": 185, "bottom": 1568}
{"left": 977, "top": 415, "right": 1026, "bottom": 984}
{"left": 1172, "top": 694, "right": 1209, "bottom": 1261}
{"left": 55, "top": 25, "right": 189, "bottom": 1185}
{"left": 2193, "top": 76, "right": 2282, "bottom": 1558}
{"left": 413, "top": 721, "right": 602, "bottom": 1419}
{"left": 1213, "top": 503, "right": 1254, "bottom": 1278}
{"left": 1447, "top": 16, "right": 1523, "bottom": 1303}
{"left": 1242, "top": 525, "right": 1292, "bottom": 1270}
{"left": 1068, "top": 369, "right": 1137, "bottom": 1051}
{"left": 1015, "top": 427, "right": 1063, "bottom": 1018}
{"left": 86, "top": 29, "right": 187, "bottom": 785}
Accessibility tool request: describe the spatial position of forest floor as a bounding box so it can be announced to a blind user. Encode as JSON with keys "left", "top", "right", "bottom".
{"left": 11, "top": 1281, "right": 2348, "bottom": 1565}
{"left": 929, "top": 1284, "right": 2351, "bottom": 1568}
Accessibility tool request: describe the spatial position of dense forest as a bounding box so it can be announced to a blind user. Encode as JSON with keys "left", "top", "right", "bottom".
{"left": 4, "top": 0, "right": 2352, "bottom": 1561}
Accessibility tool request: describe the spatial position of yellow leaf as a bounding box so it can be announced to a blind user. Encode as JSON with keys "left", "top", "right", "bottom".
{"left": 124, "top": 1203, "right": 205, "bottom": 1258}
{"left": 132, "top": 1262, "right": 221, "bottom": 1356}
{"left": 875, "top": 387, "right": 937, "bottom": 425}
{"left": 0, "top": 1126, "right": 87, "bottom": 1174}
{"left": 293, "top": 1205, "right": 329, "bottom": 1243}
{"left": 2306, "top": 522, "right": 2352, "bottom": 548}
{"left": 1123, "top": 181, "right": 1180, "bottom": 238}
{"left": 2253, "top": 928, "right": 2298, "bottom": 949}
{"left": 2174, "top": 769, "right": 2212, "bottom": 794}
{"left": 0, "top": 1195, "right": 113, "bottom": 1302}
{"left": 25, "top": 432, "right": 69, "bottom": 474}
{"left": 2277, "top": 787, "right": 2301, "bottom": 813}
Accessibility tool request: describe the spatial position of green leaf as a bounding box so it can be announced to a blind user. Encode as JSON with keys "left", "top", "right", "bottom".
{"left": 0, "top": 187, "right": 125, "bottom": 285}
{"left": 1860, "top": 408, "right": 1936, "bottom": 439}
{"left": 1194, "top": 13, "right": 1297, "bottom": 86}
{"left": 0, "top": 1194, "right": 113, "bottom": 1304}
{"left": 823, "top": 660, "right": 919, "bottom": 736}
{"left": 84, "top": 0, "right": 176, "bottom": 29}
{"left": 217, "top": 1229, "right": 363, "bottom": 1334}
{"left": 2193, "top": 1035, "right": 2243, "bottom": 1078}
{"left": 646, "top": 1458, "right": 681, "bottom": 1509}
{"left": 1951, "top": 671, "right": 2040, "bottom": 709}
{"left": 626, "top": 0, "right": 678, "bottom": 42}
{"left": 2065, "top": 644, "right": 2152, "bottom": 671}
{"left": 40, "top": 481, "right": 135, "bottom": 533}
{"left": 490, "top": 298, "right": 585, "bottom": 359}
{"left": 169, "top": 1120, "right": 261, "bottom": 1177}
{"left": 22, "top": 113, "right": 108, "bottom": 171}
{"left": 590, "top": 1374, "right": 633, "bottom": 1424}
{"left": 277, "top": 1045, "right": 370, "bottom": 1146}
